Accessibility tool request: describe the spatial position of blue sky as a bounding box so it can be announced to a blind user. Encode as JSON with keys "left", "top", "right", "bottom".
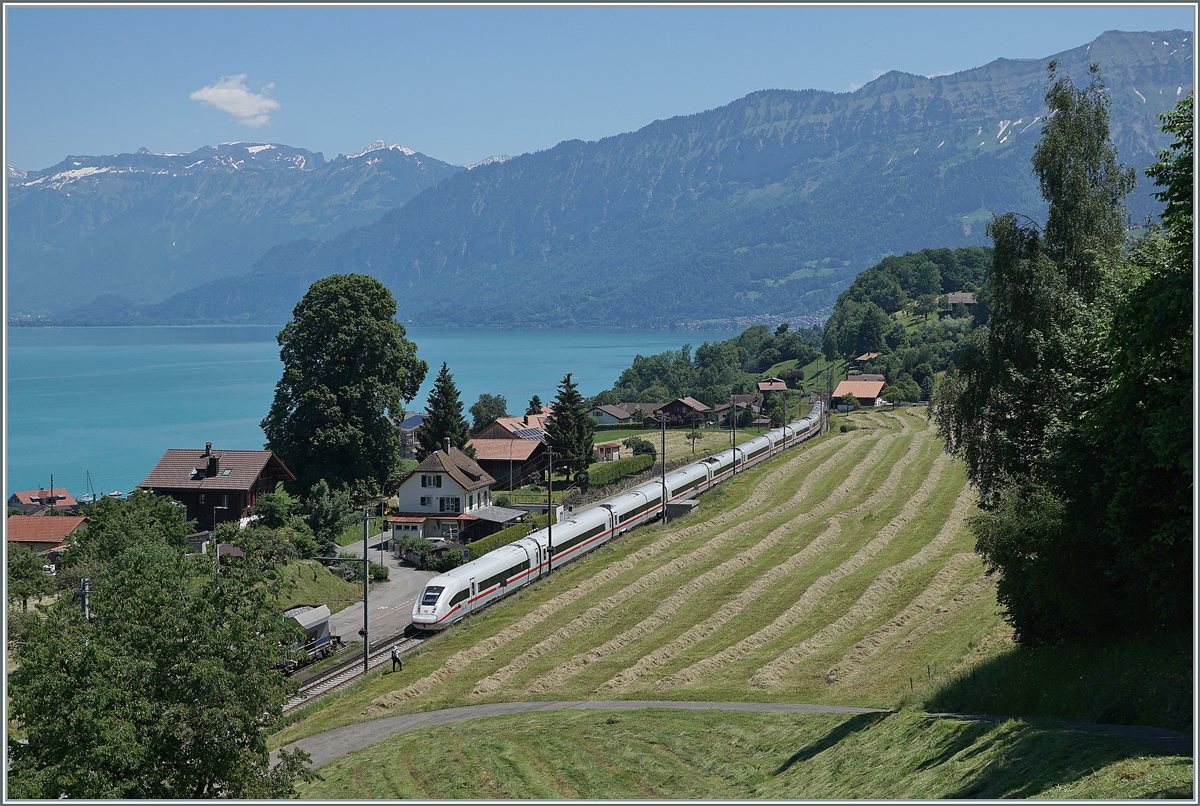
{"left": 4, "top": 4, "right": 1195, "bottom": 172}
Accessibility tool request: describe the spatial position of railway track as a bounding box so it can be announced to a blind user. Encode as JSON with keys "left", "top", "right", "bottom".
{"left": 283, "top": 629, "right": 427, "bottom": 713}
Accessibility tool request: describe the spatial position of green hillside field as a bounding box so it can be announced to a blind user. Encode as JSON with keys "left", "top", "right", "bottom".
{"left": 270, "top": 412, "right": 1191, "bottom": 798}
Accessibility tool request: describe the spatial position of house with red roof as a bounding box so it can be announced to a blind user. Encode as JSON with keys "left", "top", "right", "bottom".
{"left": 8, "top": 488, "right": 79, "bottom": 515}
{"left": 7, "top": 514, "right": 88, "bottom": 557}
{"left": 138, "top": 442, "right": 295, "bottom": 530}
{"left": 833, "top": 379, "right": 887, "bottom": 408}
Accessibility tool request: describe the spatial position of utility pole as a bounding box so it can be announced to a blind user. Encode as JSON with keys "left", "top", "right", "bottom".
{"left": 545, "top": 444, "right": 555, "bottom": 576}
{"left": 731, "top": 394, "right": 737, "bottom": 476}
{"left": 360, "top": 507, "right": 370, "bottom": 675}
{"left": 74, "top": 577, "right": 92, "bottom": 621}
{"left": 661, "top": 414, "right": 667, "bottom": 515}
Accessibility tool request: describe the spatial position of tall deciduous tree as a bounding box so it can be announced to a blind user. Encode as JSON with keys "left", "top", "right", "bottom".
{"left": 262, "top": 274, "right": 427, "bottom": 497}
{"left": 469, "top": 393, "right": 508, "bottom": 432}
{"left": 418, "top": 362, "right": 472, "bottom": 460}
{"left": 545, "top": 373, "right": 594, "bottom": 483}
{"left": 8, "top": 518, "right": 316, "bottom": 797}
{"left": 932, "top": 63, "right": 1167, "bottom": 645}
{"left": 7, "top": 545, "right": 54, "bottom": 611}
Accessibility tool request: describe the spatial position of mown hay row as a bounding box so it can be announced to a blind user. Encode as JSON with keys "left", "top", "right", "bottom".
{"left": 823, "top": 484, "right": 977, "bottom": 686}
{"left": 655, "top": 427, "right": 938, "bottom": 690}
{"left": 595, "top": 424, "right": 929, "bottom": 693}
{"left": 364, "top": 423, "right": 862, "bottom": 714}
{"left": 475, "top": 431, "right": 889, "bottom": 697}
{"left": 749, "top": 452, "right": 957, "bottom": 687}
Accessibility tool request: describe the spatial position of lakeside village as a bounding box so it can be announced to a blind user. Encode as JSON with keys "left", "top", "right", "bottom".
{"left": 6, "top": 351, "right": 909, "bottom": 575}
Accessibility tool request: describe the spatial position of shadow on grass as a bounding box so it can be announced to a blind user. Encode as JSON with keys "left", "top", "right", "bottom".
{"left": 925, "top": 630, "right": 1192, "bottom": 733}
{"left": 940, "top": 720, "right": 1192, "bottom": 799}
{"left": 773, "top": 712, "right": 889, "bottom": 774}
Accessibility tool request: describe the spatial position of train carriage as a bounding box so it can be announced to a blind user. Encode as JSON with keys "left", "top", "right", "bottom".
{"left": 413, "top": 402, "right": 825, "bottom": 631}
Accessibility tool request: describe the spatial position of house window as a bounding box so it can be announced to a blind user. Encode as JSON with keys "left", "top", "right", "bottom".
{"left": 420, "top": 496, "right": 432, "bottom": 507}
{"left": 439, "top": 497, "right": 460, "bottom": 513}
{"left": 199, "top": 494, "right": 205, "bottom": 504}
{"left": 421, "top": 475, "right": 442, "bottom": 488}
{"left": 222, "top": 494, "right": 229, "bottom": 508}
{"left": 469, "top": 493, "right": 474, "bottom": 509}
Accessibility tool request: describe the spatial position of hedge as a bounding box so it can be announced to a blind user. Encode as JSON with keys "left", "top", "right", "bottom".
{"left": 466, "top": 523, "right": 531, "bottom": 558}
{"left": 587, "top": 453, "right": 655, "bottom": 487}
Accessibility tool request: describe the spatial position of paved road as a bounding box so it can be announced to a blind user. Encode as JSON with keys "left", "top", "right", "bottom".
{"left": 279, "top": 701, "right": 893, "bottom": 769}
{"left": 329, "top": 532, "right": 436, "bottom": 646}
{"left": 279, "top": 701, "right": 1194, "bottom": 771}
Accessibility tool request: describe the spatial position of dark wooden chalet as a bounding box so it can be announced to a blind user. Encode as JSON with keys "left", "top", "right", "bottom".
{"left": 138, "top": 442, "right": 295, "bottom": 530}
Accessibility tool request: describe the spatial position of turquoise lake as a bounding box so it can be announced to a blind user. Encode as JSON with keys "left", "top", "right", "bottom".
{"left": 5, "top": 325, "right": 739, "bottom": 499}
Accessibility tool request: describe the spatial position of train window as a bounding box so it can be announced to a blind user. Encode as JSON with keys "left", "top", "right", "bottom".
{"left": 450, "top": 588, "right": 469, "bottom": 606}
{"left": 420, "top": 586, "right": 445, "bottom": 606}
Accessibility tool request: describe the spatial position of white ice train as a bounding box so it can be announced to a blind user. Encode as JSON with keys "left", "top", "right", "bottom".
{"left": 412, "top": 401, "right": 824, "bottom": 631}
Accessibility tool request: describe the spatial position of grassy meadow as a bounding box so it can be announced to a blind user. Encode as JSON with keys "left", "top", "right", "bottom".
{"left": 271, "top": 410, "right": 1192, "bottom": 798}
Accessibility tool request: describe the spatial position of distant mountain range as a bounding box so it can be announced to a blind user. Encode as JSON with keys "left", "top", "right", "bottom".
{"left": 6, "top": 140, "right": 468, "bottom": 315}
{"left": 7, "top": 29, "right": 1191, "bottom": 327}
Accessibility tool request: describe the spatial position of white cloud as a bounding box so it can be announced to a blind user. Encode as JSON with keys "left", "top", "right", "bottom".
{"left": 849, "top": 69, "right": 887, "bottom": 92}
{"left": 190, "top": 74, "right": 279, "bottom": 127}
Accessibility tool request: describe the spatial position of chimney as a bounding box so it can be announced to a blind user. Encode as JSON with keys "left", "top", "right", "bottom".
{"left": 443, "top": 436, "right": 451, "bottom": 455}
{"left": 207, "top": 453, "right": 220, "bottom": 478}
{"left": 523, "top": 415, "right": 529, "bottom": 426}
{"left": 205, "top": 441, "right": 212, "bottom": 456}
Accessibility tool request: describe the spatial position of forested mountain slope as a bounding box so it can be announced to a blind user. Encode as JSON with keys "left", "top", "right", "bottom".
{"left": 7, "top": 141, "right": 462, "bottom": 314}
{"left": 24, "top": 29, "right": 1192, "bottom": 327}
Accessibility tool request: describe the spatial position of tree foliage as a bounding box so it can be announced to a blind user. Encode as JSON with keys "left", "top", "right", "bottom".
{"left": 7, "top": 544, "right": 54, "bottom": 611}
{"left": 8, "top": 507, "right": 316, "bottom": 797}
{"left": 417, "top": 362, "right": 472, "bottom": 460}
{"left": 525, "top": 395, "right": 544, "bottom": 415}
{"left": 262, "top": 274, "right": 427, "bottom": 495}
{"left": 933, "top": 68, "right": 1189, "bottom": 644}
{"left": 469, "top": 393, "right": 508, "bottom": 432}
{"left": 303, "top": 479, "right": 356, "bottom": 556}
{"left": 546, "top": 373, "right": 594, "bottom": 483}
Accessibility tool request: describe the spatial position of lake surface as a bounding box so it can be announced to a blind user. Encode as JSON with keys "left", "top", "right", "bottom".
{"left": 5, "top": 325, "right": 739, "bottom": 499}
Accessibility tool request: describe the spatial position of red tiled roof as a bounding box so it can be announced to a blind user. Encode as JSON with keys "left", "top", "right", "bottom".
{"left": 590, "top": 404, "right": 631, "bottom": 420}
{"left": 467, "top": 439, "right": 543, "bottom": 462}
{"left": 855, "top": 352, "right": 882, "bottom": 362}
{"left": 8, "top": 488, "right": 78, "bottom": 508}
{"left": 833, "top": 380, "right": 887, "bottom": 399}
{"left": 388, "top": 515, "right": 427, "bottom": 524}
{"left": 138, "top": 448, "right": 295, "bottom": 493}
{"left": 757, "top": 378, "right": 788, "bottom": 393}
{"left": 7, "top": 515, "right": 88, "bottom": 544}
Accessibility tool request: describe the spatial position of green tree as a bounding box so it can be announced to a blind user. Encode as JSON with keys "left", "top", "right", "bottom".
{"left": 7, "top": 545, "right": 54, "bottom": 611}
{"left": 252, "top": 485, "right": 292, "bottom": 529}
{"left": 822, "top": 327, "right": 839, "bottom": 362}
{"left": 546, "top": 373, "right": 594, "bottom": 483}
{"left": 525, "top": 395, "right": 543, "bottom": 415}
{"left": 418, "top": 363, "right": 472, "bottom": 459}
{"left": 8, "top": 537, "right": 316, "bottom": 797}
{"left": 59, "top": 490, "right": 191, "bottom": 578}
{"left": 622, "top": 436, "right": 656, "bottom": 463}
{"left": 303, "top": 479, "right": 355, "bottom": 556}
{"left": 933, "top": 63, "right": 1140, "bottom": 644}
{"left": 630, "top": 407, "right": 646, "bottom": 425}
{"left": 469, "top": 393, "right": 508, "bottom": 432}
{"left": 262, "top": 274, "right": 427, "bottom": 495}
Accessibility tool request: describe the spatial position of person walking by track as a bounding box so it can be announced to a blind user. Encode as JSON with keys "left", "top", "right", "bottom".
{"left": 391, "top": 644, "right": 402, "bottom": 672}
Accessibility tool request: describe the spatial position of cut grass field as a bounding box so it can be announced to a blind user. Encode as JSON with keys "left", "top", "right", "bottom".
{"left": 298, "top": 708, "right": 1192, "bottom": 800}
{"left": 272, "top": 410, "right": 1192, "bottom": 798}
{"left": 274, "top": 559, "right": 363, "bottom": 615}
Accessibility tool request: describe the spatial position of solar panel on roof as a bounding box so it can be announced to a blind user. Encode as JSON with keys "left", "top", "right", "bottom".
{"left": 512, "top": 428, "right": 545, "bottom": 441}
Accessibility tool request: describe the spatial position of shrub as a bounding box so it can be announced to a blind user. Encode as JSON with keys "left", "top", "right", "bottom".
{"left": 621, "top": 436, "right": 656, "bottom": 462}
{"left": 369, "top": 561, "right": 389, "bottom": 582}
{"left": 467, "top": 523, "right": 531, "bottom": 558}
{"left": 588, "top": 453, "right": 655, "bottom": 487}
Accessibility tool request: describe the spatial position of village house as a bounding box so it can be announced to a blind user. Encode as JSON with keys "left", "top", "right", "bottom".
{"left": 7, "top": 514, "right": 89, "bottom": 559}
{"left": 618, "top": 402, "right": 664, "bottom": 422}
{"left": 397, "top": 412, "right": 427, "bottom": 460}
{"left": 947, "top": 291, "right": 977, "bottom": 305}
{"left": 833, "top": 379, "right": 887, "bottom": 409}
{"left": 588, "top": 404, "right": 631, "bottom": 425}
{"left": 465, "top": 436, "right": 547, "bottom": 490}
{"left": 138, "top": 442, "right": 296, "bottom": 530}
{"left": 656, "top": 397, "right": 712, "bottom": 427}
{"left": 390, "top": 440, "right": 522, "bottom": 544}
{"left": 8, "top": 488, "right": 79, "bottom": 515}
{"left": 855, "top": 352, "right": 882, "bottom": 371}
{"left": 711, "top": 393, "right": 762, "bottom": 425}
{"left": 473, "top": 408, "right": 552, "bottom": 441}
{"left": 756, "top": 377, "right": 788, "bottom": 394}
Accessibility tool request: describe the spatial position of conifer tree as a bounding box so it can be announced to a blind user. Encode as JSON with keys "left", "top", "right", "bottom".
{"left": 418, "top": 363, "right": 472, "bottom": 460}
{"left": 545, "top": 373, "right": 593, "bottom": 483}
{"left": 525, "top": 395, "right": 543, "bottom": 416}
